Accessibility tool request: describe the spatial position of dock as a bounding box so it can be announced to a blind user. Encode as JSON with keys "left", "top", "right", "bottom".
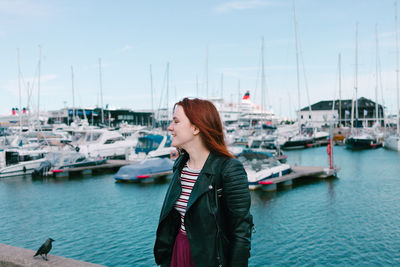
{"left": 47, "top": 160, "right": 136, "bottom": 178}
{"left": 306, "top": 139, "right": 330, "bottom": 148}
{"left": 0, "top": 243, "right": 104, "bottom": 267}
{"left": 258, "top": 165, "right": 338, "bottom": 191}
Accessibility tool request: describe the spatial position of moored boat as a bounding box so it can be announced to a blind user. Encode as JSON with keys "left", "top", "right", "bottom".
{"left": 345, "top": 132, "right": 382, "bottom": 150}
{"left": 31, "top": 151, "right": 107, "bottom": 178}
{"left": 114, "top": 157, "right": 174, "bottom": 183}
{"left": 383, "top": 134, "right": 400, "bottom": 151}
{"left": 237, "top": 150, "right": 291, "bottom": 190}
{"left": 0, "top": 148, "right": 47, "bottom": 178}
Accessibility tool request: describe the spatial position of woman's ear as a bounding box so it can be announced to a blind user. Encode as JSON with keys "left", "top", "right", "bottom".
{"left": 192, "top": 125, "right": 200, "bottom": 136}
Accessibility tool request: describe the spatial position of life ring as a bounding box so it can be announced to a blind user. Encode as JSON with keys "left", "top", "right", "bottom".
{"left": 170, "top": 150, "right": 178, "bottom": 160}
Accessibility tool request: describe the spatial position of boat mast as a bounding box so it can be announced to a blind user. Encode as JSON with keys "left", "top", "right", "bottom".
{"left": 351, "top": 23, "right": 359, "bottom": 131}
{"left": 293, "top": 4, "right": 301, "bottom": 131}
{"left": 17, "top": 48, "right": 22, "bottom": 139}
{"left": 338, "top": 53, "right": 342, "bottom": 127}
{"left": 37, "top": 45, "right": 42, "bottom": 128}
{"left": 99, "top": 58, "right": 104, "bottom": 125}
{"left": 206, "top": 47, "right": 208, "bottom": 98}
{"left": 261, "top": 36, "right": 266, "bottom": 121}
{"left": 166, "top": 62, "right": 170, "bottom": 124}
{"left": 220, "top": 72, "right": 223, "bottom": 100}
{"left": 238, "top": 80, "right": 241, "bottom": 113}
{"left": 71, "top": 66, "right": 75, "bottom": 122}
{"left": 375, "top": 24, "right": 380, "bottom": 125}
{"left": 395, "top": 2, "right": 400, "bottom": 135}
{"left": 150, "top": 64, "right": 154, "bottom": 128}
{"left": 355, "top": 23, "right": 359, "bottom": 127}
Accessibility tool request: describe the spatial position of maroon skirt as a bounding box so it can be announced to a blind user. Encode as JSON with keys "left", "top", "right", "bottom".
{"left": 170, "top": 230, "right": 194, "bottom": 267}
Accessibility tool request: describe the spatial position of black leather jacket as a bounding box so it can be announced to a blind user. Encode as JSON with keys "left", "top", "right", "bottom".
{"left": 154, "top": 152, "right": 253, "bottom": 267}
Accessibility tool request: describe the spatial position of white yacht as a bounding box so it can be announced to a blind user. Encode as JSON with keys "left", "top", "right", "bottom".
{"left": 237, "top": 151, "right": 291, "bottom": 190}
{"left": 383, "top": 134, "right": 400, "bottom": 151}
{"left": 71, "top": 129, "right": 136, "bottom": 159}
{"left": 127, "top": 134, "right": 177, "bottom": 161}
{"left": 0, "top": 148, "right": 47, "bottom": 178}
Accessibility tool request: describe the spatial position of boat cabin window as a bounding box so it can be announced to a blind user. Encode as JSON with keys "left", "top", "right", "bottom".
{"left": 86, "top": 132, "right": 102, "bottom": 142}
{"left": 75, "top": 157, "right": 86, "bottom": 163}
{"left": 6, "top": 151, "right": 19, "bottom": 166}
{"left": 136, "top": 138, "right": 150, "bottom": 149}
{"left": 72, "top": 133, "right": 86, "bottom": 143}
{"left": 261, "top": 142, "right": 274, "bottom": 150}
{"left": 104, "top": 137, "right": 124, "bottom": 144}
{"left": 250, "top": 140, "right": 262, "bottom": 148}
{"left": 20, "top": 154, "right": 42, "bottom": 161}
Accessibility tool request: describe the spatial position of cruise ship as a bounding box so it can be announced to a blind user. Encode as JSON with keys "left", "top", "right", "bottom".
{"left": 210, "top": 91, "right": 275, "bottom": 126}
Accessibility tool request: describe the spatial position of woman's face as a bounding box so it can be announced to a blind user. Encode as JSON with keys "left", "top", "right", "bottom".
{"left": 168, "top": 105, "right": 198, "bottom": 149}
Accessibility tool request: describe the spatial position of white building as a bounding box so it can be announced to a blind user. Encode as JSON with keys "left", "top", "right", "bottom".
{"left": 298, "top": 97, "right": 384, "bottom": 128}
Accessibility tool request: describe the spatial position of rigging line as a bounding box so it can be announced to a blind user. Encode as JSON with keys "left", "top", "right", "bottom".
{"left": 298, "top": 35, "right": 312, "bottom": 117}
{"left": 254, "top": 42, "right": 262, "bottom": 106}
{"left": 20, "top": 62, "right": 40, "bottom": 113}
{"left": 332, "top": 54, "right": 340, "bottom": 125}
{"left": 377, "top": 39, "right": 386, "bottom": 127}
{"left": 156, "top": 63, "right": 169, "bottom": 123}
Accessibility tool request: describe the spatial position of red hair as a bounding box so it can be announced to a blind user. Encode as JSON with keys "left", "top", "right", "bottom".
{"left": 174, "top": 98, "right": 233, "bottom": 158}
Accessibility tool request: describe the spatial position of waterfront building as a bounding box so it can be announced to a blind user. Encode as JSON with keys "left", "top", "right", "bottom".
{"left": 298, "top": 97, "right": 385, "bottom": 128}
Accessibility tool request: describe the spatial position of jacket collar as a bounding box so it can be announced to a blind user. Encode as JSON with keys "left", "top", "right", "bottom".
{"left": 161, "top": 151, "right": 223, "bottom": 221}
{"left": 173, "top": 151, "right": 218, "bottom": 175}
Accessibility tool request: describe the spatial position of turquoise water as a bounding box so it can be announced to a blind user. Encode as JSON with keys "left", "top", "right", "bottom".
{"left": 1, "top": 147, "right": 400, "bottom": 266}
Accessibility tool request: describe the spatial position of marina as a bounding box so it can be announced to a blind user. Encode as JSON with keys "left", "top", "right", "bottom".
{"left": 1, "top": 146, "right": 400, "bottom": 266}
{"left": 1, "top": 1, "right": 400, "bottom": 266}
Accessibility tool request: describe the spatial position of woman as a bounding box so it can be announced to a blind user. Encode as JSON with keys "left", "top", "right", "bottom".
{"left": 154, "top": 98, "right": 253, "bottom": 267}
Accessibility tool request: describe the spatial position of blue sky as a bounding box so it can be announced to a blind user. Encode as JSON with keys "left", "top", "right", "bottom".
{"left": 0, "top": 0, "right": 399, "bottom": 118}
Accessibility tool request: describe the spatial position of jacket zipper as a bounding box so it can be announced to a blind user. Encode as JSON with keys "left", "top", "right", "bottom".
{"left": 208, "top": 183, "right": 223, "bottom": 267}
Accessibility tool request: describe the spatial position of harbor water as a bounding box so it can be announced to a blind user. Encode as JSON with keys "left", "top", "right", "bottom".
{"left": 1, "top": 146, "right": 400, "bottom": 266}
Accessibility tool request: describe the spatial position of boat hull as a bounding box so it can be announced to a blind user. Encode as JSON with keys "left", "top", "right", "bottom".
{"left": 0, "top": 159, "right": 47, "bottom": 178}
{"left": 282, "top": 139, "right": 313, "bottom": 150}
{"left": 345, "top": 137, "right": 381, "bottom": 150}
{"left": 247, "top": 166, "right": 291, "bottom": 190}
{"left": 383, "top": 135, "right": 400, "bottom": 151}
{"left": 114, "top": 158, "right": 174, "bottom": 183}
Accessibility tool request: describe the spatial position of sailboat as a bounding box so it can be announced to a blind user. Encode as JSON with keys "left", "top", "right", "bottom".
{"left": 384, "top": 3, "right": 400, "bottom": 151}
{"left": 281, "top": 4, "right": 315, "bottom": 150}
{"left": 345, "top": 24, "right": 382, "bottom": 150}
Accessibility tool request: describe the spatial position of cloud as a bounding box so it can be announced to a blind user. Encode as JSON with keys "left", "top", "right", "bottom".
{"left": 3, "top": 74, "right": 57, "bottom": 96}
{"left": 215, "top": 0, "right": 279, "bottom": 13}
{"left": 0, "top": 0, "right": 55, "bottom": 17}
{"left": 118, "top": 45, "right": 134, "bottom": 53}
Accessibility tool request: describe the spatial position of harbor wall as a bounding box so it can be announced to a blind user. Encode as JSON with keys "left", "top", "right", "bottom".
{"left": 0, "top": 243, "right": 105, "bottom": 267}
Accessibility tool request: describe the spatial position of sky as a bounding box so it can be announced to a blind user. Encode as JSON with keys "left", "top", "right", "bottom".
{"left": 1, "top": 0, "right": 400, "bottom": 118}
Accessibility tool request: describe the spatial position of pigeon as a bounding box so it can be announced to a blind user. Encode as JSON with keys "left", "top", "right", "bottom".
{"left": 33, "top": 238, "right": 55, "bottom": 261}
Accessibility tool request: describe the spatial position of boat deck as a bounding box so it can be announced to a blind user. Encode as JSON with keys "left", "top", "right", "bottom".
{"left": 47, "top": 160, "right": 136, "bottom": 177}
{"left": 257, "top": 165, "right": 339, "bottom": 191}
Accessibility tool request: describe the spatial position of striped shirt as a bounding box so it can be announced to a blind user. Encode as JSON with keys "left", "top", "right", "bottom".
{"left": 174, "top": 164, "right": 201, "bottom": 233}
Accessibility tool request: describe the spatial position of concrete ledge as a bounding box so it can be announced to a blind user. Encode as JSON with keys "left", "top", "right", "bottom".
{"left": 0, "top": 243, "right": 105, "bottom": 267}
